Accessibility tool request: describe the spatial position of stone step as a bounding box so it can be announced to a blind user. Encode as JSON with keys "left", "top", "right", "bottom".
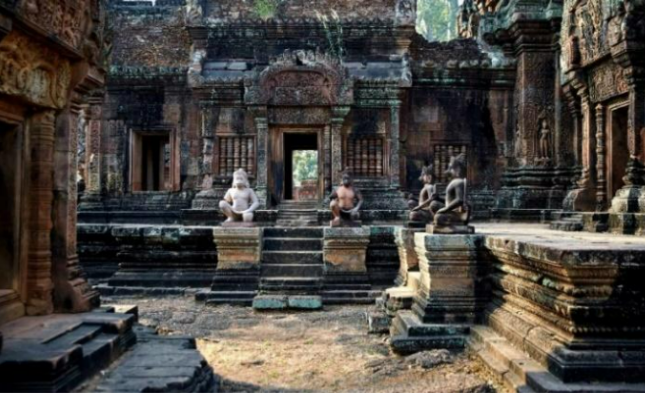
{"left": 195, "top": 290, "right": 257, "bottom": 301}
{"left": 260, "top": 277, "right": 322, "bottom": 291}
{"left": 322, "top": 290, "right": 382, "bottom": 305}
{"left": 205, "top": 298, "right": 254, "bottom": 306}
{"left": 466, "top": 325, "right": 645, "bottom": 393}
{"left": 252, "top": 295, "right": 323, "bottom": 310}
{"left": 264, "top": 227, "right": 323, "bottom": 238}
{"left": 261, "top": 264, "right": 323, "bottom": 277}
{"left": 392, "top": 310, "right": 470, "bottom": 338}
{"left": 274, "top": 220, "right": 320, "bottom": 227}
{"left": 263, "top": 238, "right": 322, "bottom": 251}
{"left": 262, "top": 251, "right": 323, "bottom": 265}
{"left": 45, "top": 324, "right": 104, "bottom": 348}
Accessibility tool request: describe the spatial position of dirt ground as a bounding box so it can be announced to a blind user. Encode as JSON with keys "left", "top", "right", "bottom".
{"left": 102, "top": 295, "right": 498, "bottom": 393}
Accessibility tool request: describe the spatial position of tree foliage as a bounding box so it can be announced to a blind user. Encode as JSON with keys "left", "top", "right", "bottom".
{"left": 293, "top": 150, "right": 318, "bottom": 186}
{"left": 416, "top": 0, "right": 458, "bottom": 42}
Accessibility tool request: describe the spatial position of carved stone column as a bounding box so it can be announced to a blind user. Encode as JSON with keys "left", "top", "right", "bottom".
{"left": 331, "top": 106, "right": 350, "bottom": 187}
{"left": 252, "top": 106, "right": 269, "bottom": 208}
{"left": 26, "top": 110, "right": 56, "bottom": 315}
{"left": 390, "top": 102, "right": 401, "bottom": 189}
{"left": 52, "top": 104, "right": 99, "bottom": 312}
{"left": 191, "top": 107, "right": 218, "bottom": 209}
{"left": 595, "top": 103, "right": 607, "bottom": 211}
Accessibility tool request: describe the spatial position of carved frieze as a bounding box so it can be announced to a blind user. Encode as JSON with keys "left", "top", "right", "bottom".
{"left": 0, "top": 31, "right": 72, "bottom": 109}
{"left": 18, "top": 0, "right": 90, "bottom": 49}
{"left": 245, "top": 50, "right": 353, "bottom": 107}
{"left": 588, "top": 61, "right": 629, "bottom": 103}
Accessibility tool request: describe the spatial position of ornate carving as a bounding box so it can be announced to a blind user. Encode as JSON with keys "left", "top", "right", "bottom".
{"left": 0, "top": 31, "right": 72, "bottom": 109}
{"left": 18, "top": 0, "right": 91, "bottom": 49}
{"left": 245, "top": 50, "right": 353, "bottom": 107}
{"left": 185, "top": 0, "right": 203, "bottom": 25}
{"left": 395, "top": 0, "right": 416, "bottom": 26}
{"left": 588, "top": 62, "right": 629, "bottom": 103}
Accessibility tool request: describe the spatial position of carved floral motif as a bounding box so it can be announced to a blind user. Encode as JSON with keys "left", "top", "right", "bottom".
{"left": 0, "top": 31, "right": 72, "bottom": 109}
{"left": 18, "top": 0, "right": 90, "bottom": 49}
{"left": 245, "top": 50, "right": 353, "bottom": 106}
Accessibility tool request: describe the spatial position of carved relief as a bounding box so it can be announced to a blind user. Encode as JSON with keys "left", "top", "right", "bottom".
{"left": 246, "top": 50, "right": 353, "bottom": 107}
{"left": 0, "top": 31, "right": 72, "bottom": 109}
{"left": 18, "top": 0, "right": 90, "bottom": 49}
{"left": 588, "top": 62, "right": 629, "bottom": 103}
{"left": 395, "top": 0, "right": 416, "bottom": 26}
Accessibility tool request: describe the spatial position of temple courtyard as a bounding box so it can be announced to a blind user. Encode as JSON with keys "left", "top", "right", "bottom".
{"left": 79, "top": 298, "right": 494, "bottom": 393}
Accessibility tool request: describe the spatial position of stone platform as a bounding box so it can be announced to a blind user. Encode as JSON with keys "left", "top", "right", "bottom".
{"left": 0, "top": 308, "right": 137, "bottom": 392}
{"left": 379, "top": 223, "right": 645, "bottom": 391}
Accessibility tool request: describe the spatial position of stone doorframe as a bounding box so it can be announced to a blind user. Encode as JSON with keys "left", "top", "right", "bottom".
{"left": 0, "top": 103, "right": 28, "bottom": 325}
{"left": 245, "top": 50, "right": 354, "bottom": 207}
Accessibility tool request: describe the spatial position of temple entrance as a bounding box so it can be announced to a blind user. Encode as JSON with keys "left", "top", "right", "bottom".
{"left": 0, "top": 120, "right": 23, "bottom": 322}
{"left": 284, "top": 133, "right": 319, "bottom": 201}
{"left": 607, "top": 105, "right": 629, "bottom": 201}
{"left": 131, "top": 132, "right": 171, "bottom": 192}
{"left": 269, "top": 129, "right": 322, "bottom": 206}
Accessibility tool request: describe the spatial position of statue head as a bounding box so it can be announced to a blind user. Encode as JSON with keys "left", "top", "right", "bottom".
{"left": 232, "top": 168, "right": 250, "bottom": 189}
{"left": 340, "top": 171, "right": 353, "bottom": 187}
{"left": 419, "top": 164, "right": 434, "bottom": 185}
{"left": 446, "top": 153, "right": 467, "bottom": 180}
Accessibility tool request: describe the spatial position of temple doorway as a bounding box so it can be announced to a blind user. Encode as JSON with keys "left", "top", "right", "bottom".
{"left": 284, "top": 133, "right": 319, "bottom": 201}
{"left": 269, "top": 129, "right": 322, "bottom": 206}
{"left": 0, "top": 121, "right": 22, "bottom": 316}
{"left": 607, "top": 104, "right": 629, "bottom": 201}
{"left": 131, "top": 132, "right": 171, "bottom": 192}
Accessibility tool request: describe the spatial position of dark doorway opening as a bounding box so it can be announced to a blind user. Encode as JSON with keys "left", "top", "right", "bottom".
{"left": 608, "top": 106, "right": 629, "bottom": 201}
{"left": 283, "top": 133, "right": 318, "bottom": 201}
{"left": 132, "top": 133, "right": 170, "bottom": 192}
{"left": 0, "top": 122, "right": 20, "bottom": 295}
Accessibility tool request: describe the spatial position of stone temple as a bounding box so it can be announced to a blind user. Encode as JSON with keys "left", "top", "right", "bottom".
{"left": 2, "top": 0, "right": 645, "bottom": 391}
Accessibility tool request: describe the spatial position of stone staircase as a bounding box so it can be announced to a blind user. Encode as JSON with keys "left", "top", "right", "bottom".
{"left": 549, "top": 211, "right": 584, "bottom": 231}
{"left": 276, "top": 200, "right": 319, "bottom": 226}
{"left": 259, "top": 227, "right": 324, "bottom": 296}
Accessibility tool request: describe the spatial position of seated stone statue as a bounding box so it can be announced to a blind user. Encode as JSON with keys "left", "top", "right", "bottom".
{"left": 330, "top": 172, "right": 363, "bottom": 227}
{"left": 429, "top": 153, "right": 472, "bottom": 233}
{"left": 410, "top": 164, "right": 444, "bottom": 224}
{"left": 219, "top": 168, "right": 260, "bottom": 224}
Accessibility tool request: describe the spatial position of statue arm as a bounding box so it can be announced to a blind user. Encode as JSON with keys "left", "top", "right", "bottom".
{"left": 437, "top": 184, "right": 464, "bottom": 213}
{"left": 224, "top": 189, "right": 233, "bottom": 204}
{"left": 330, "top": 188, "right": 338, "bottom": 200}
{"left": 412, "top": 188, "right": 430, "bottom": 211}
{"left": 244, "top": 190, "right": 260, "bottom": 214}
{"left": 350, "top": 190, "right": 363, "bottom": 214}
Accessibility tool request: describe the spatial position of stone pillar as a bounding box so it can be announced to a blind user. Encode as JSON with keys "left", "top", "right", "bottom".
{"left": 209, "top": 227, "right": 262, "bottom": 297}
{"left": 389, "top": 233, "right": 487, "bottom": 354}
{"left": 323, "top": 123, "right": 332, "bottom": 195}
{"left": 52, "top": 105, "right": 100, "bottom": 312}
{"left": 595, "top": 103, "right": 607, "bottom": 211}
{"left": 330, "top": 106, "right": 350, "bottom": 187}
{"left": 253, "top": 107, "right": 269, "bottom": 208}
{"left": 389, "top": 103, "right": 401, "bottom": 189}
{"left": 26, "top": 110, "right": 56, "bottom": 315}
{"left": 191, "top": 108, "right": 218, "bottom": 209}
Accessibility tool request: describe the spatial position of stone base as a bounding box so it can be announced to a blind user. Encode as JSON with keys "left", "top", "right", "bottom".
{"left": 323, "top": 227, "right": 370, "bottom": 273}
{"left": 213, "top": 227, "right": 262, "bottom": 270}
{"left": 610, "top": 185, "right": 645, "bottom": 213}
{"left": 95, "top": 325, "right": 217, "bottom": 393}
{"left": 389, "top": 310, "right": 470, "bottom": 355}
{"left": 412, "top": 233, "right": 487, "bottom": 324}
{"left": 394, "top": 227, "right": 424, "bottom": 286}
{"left": 469, "top": 325, "right": 645, "bottom": 392}
{"left": 426, "top": 224, "right": 475, "bottom": 234}
{"left": 0, "top": 310, "right": 137, "bottom": 392}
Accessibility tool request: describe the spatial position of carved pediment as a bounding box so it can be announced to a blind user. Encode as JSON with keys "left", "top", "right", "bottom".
{"left": 245, "top": 50, "right": 353, "bottom": 106}
{"left": 18, "top": 0, "right": 91, "bottom": 49}
{"left": 0, "top": 31, "right": 72, "bottom": 109}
